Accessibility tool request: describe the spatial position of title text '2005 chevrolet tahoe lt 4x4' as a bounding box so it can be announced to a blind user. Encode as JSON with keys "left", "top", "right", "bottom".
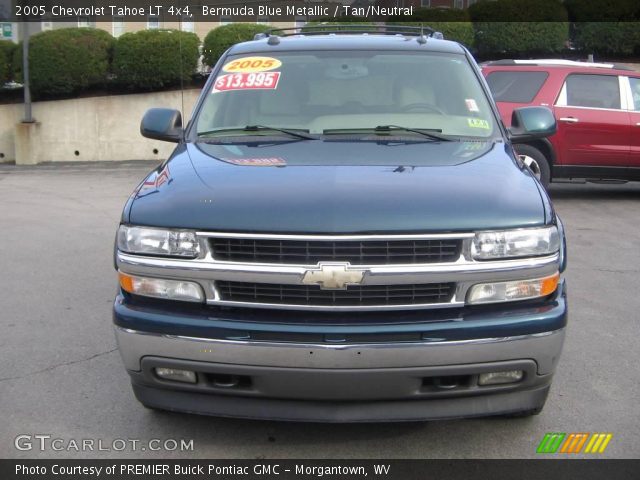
{"left": 113, "top": 26, "right": 567, "bottom": 422}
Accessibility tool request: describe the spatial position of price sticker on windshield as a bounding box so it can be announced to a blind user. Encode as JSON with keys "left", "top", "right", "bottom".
{"left": 212, "top": 72, "right": 281, "bottom": 93}
{"left": 222, "top": 56, "right": 282, "bottom": 73}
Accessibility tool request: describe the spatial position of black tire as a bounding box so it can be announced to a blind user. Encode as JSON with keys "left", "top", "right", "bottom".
{"left": 515, "top": 144, "right": 551, "bottom": 188}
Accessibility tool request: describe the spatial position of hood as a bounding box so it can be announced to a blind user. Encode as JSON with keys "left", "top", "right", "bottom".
{"left": 127, "top": 139, "right": 546, "bottom": 233}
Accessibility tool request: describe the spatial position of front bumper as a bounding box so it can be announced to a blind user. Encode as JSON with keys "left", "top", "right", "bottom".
{"left": 113, "top": 279, "right": 567, "bottom": 421}
{"left": 114, "top": 323, "right": 565, "bottom": 421}
{"left": 131, "top": 379, "right": 552, "bottom": 423}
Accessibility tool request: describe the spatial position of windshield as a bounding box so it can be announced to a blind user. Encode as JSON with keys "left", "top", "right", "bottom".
{"left": 195, "top": 51, "right": 497, "bottom": 139}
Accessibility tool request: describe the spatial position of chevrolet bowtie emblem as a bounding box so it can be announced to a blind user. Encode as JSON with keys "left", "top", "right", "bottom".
{"left": 301, "top": 263, "right": 366, "bottom": 290}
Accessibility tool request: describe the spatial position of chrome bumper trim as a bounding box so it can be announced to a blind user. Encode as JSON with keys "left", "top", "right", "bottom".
{"left": 115, "top": 326, "right": 565, "bottom": 375}
{"left": 206, "top": 299, "right": 461, "bottom": 311}
{"left": 195, "top": 231, "right": 476, "bottom": 241}
{"left": 117, "top": 251, "right": 559, "bottom": 279}
{"left": 116, "top": 251, "right": 560, "bottom": 311}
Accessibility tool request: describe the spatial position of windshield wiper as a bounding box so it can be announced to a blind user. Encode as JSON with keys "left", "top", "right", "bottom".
{"left": 373, "top": 125, "right": 453, "bottom": 141}
{"left": 198, "top": 125, "right": 317, "bottom": 140}
{"left": 322, "top": 125, "right": 453, "bottom": 141}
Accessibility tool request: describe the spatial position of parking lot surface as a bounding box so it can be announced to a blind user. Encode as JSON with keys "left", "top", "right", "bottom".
{"left": 1, "top": 162, "right": 639, "bottom": 459}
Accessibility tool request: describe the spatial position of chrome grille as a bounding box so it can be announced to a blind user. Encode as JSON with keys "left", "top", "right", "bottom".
{"left": 210, "top": 238, "right": 462, "bottom": 265}
{"left": 216, "top": 281, "right": 456, "bottom": 307}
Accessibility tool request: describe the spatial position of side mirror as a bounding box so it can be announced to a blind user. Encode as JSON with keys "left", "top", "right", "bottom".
{"left": 140, "top": 108, "right": 182, "bottom": 143}
{"left": 509, "top": 106, "right": 556, "bottom": 144}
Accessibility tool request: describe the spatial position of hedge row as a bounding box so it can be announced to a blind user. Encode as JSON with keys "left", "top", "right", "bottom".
{"left": 571, "top": 23, "right": 640, "bottom": 56}
{"left": 301, "top": 18, "right": 470, "bottom": 47}
{"left": 12, "top": 28, "right": 114, "bottom": 97}
{"left": 112, "top": 30, "right": 199, "bottom": 90}
{"left": 469, "top": 0, "right": 568, "bottom": 22}
{"left": 389, "top": 1, "right": 568, "bottom": 54}
{"left": 3, "top": 24, "right": 277, "bottom": 98}
{"left": 474, "top": 22, "right": 569, "bottom": 56}
{"left": 4, "top": 16, "right": 640, "bottom": 98}
{"left": 7, "top": 28, "right": 202, "bottom": 98}
{"left": 203, "top": 23, "right": 270, "bottom": 68}
{"left": 390, "top": 1, "right": 640, "bottom": 56}
{"left": 564, "top": 0, "right": 640, "bottom": 21}
{"left": 0, "top": 40, "right": 15, "bottom": 85}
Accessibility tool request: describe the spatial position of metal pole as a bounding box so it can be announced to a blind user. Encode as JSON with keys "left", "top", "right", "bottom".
{"left": 22, "top": 21, "right": 33, "bottom": 123}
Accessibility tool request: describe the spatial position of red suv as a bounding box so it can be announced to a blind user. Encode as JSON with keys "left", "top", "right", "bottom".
{"left": 482, "top": 60, "right": 640, "bottom": 187}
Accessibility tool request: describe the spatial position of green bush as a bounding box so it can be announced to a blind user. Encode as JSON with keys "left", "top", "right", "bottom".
{"left": 565, "top": 0, "right": 639, "bottom": 21}
{"left": 12, "top": 28, "right": 114, "bottom": 98}
{"left": 0, "top": 40, "right": 15, "bottom": 84}
{"left": 311, "top": 14, "right": 475, "bottom": 48}
{"left": 469, "top": 0, "right": 568, "bottom": 56}
{"left": 473, "top": 22, "right": 569, "bottom": 56}
{"left": 390, "top": 7, "right": 469, "bottom": 22}
{"left": 571, "top": 22, "right": 640, "bottom": 56}
{"left": 112, "top": 29, "right": 199, "bottom": 90}
{"left": 565, "top": 0, "right": 640, "bottom": 55}
{"left": 203, "top": 24, "right": 270, "bottom": 68}
{"left": 469, "top": 0, "right": 568, "bottom": 22}
{"left": 388, "top": 22, "right": 475, "bottom": 48}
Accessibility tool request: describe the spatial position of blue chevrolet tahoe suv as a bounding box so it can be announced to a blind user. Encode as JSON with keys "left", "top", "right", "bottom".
{"left": 113, "top": 26, "right": 567, "bottom": 422}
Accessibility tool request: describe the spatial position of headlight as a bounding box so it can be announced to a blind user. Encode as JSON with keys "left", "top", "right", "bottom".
{"left": 467, "top": 272, "right": 559, "bottom": 304}
{"left": 117, "top": 225, "right": 200, "bottom": 258}
{"left": 471, "top": 226, "right": 559, "bottom": 260}
{"left": 119, "top": 273, "right": 205, "bottom": 303}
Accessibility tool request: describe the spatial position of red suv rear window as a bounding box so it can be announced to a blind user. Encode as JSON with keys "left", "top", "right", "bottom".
{"left": 486, "top": 71, "right": 548, "bottom": 103}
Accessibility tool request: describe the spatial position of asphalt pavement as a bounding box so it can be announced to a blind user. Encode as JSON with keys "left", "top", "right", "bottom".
{"left": 1, "top": 162, "right": 638, "bottom": 459}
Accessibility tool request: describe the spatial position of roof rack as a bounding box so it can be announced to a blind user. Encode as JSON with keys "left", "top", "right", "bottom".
{"left": 254, "top": 25, "right": 443, "bottom": 41}
{"left": 482, "top": 59, "right": 634, "bottom": 71}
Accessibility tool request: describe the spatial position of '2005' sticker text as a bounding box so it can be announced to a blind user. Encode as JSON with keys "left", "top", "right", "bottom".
{"left": 222, "top": 57, "right": 282, "bottom": 73}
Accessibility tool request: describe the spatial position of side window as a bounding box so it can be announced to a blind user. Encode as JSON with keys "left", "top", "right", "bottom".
{"left": 563, "top": 74, "right": 621, "bottom": 109}
{"left": 629, "top": 77, "right": 640, "bottom": 111}
{"left": 486, "top": 71, "right": 548, "bottom": 103}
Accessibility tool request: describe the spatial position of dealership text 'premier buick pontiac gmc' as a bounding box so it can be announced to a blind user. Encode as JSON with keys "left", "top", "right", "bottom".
{"left": 113, "top": 26, "right": 567, "bottom": 421}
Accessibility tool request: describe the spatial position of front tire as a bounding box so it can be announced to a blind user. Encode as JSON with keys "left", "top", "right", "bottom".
{"left": 516, "top": 144, "right": 551, "bottom": 188}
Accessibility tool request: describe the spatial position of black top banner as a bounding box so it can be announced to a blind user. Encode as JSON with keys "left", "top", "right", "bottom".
{"left": 1, "top": 0, "right": 640, "bottom": 23}
{"left": 7, "top": 0, "right": 414, "bottom": 22}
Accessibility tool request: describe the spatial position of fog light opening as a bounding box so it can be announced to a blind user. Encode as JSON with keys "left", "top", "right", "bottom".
{"left": 206, "top": 373, "right": 252, "bottom": 389}
{"left": 210, "top": 374, "right": 239, "bottom": 388}
{"left": 435, "top": 376, "right": 461, "bottom": 389}
{"left": 423, "top": 375, "right": 471, "bottom": 390}
{"left": 478, "top": 370, "right": 524, "bottom": 386}
{"left": 154, "top": 367, "right": 197, "bottom": 384}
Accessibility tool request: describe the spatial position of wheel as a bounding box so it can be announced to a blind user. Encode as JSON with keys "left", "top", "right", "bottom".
{"left": 516, "top": 144, "right": 551, "bottom": 188}
{"left": 401, "top": 103, "right": 446, "bottom": 114}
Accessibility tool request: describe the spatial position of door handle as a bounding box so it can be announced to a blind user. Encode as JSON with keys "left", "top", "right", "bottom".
{"left": 559, "top": 117, "right": 579, "bottom": 123}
